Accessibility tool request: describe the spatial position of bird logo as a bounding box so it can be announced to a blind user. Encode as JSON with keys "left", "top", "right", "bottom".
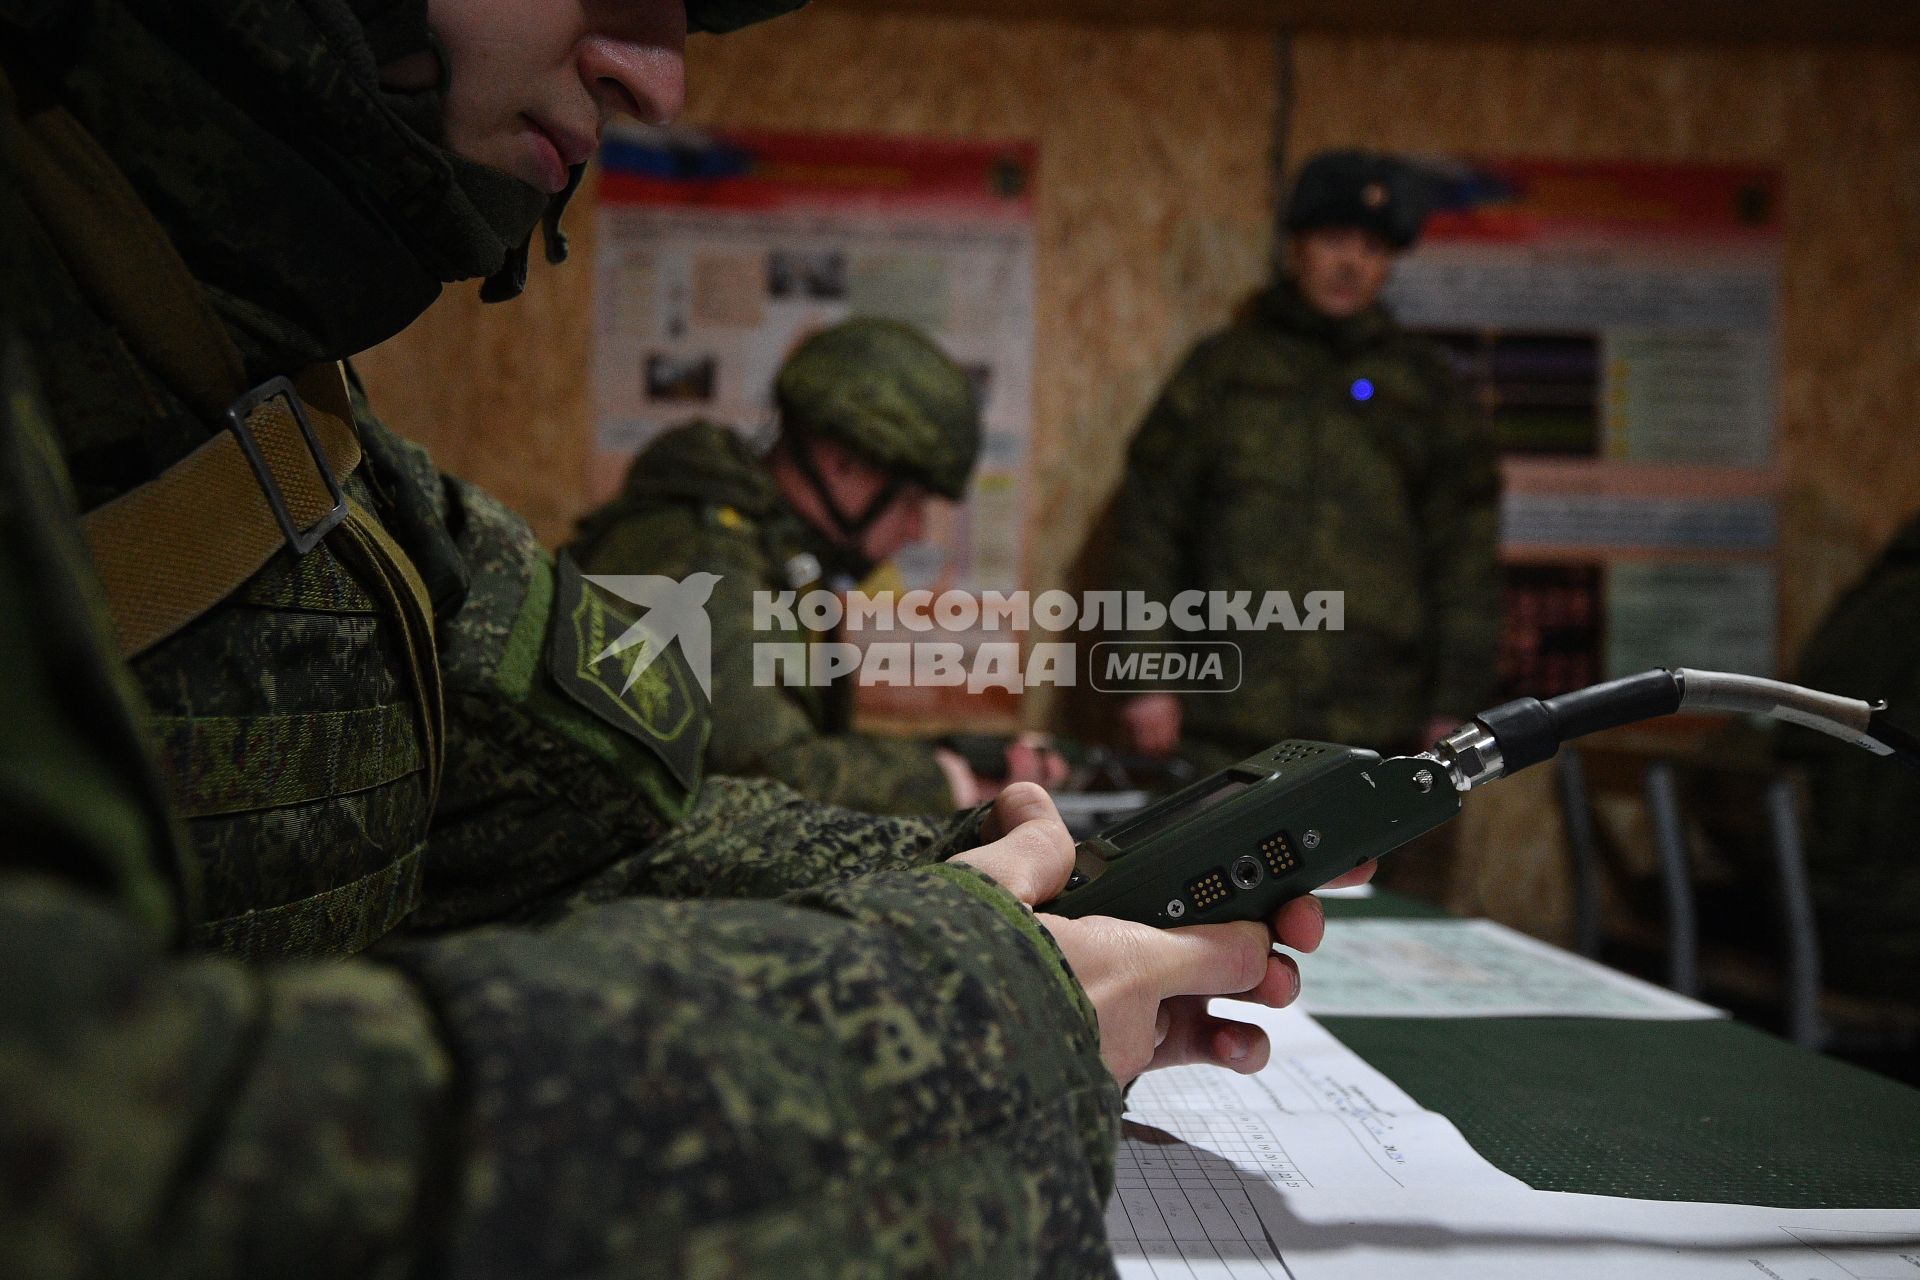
{"left": 584, "top": 573, "right": 721, "bottom": 702}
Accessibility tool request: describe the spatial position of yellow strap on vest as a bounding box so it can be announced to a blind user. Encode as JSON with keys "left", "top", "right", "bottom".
{"left": 332, "top": 497, "right": 446, "bottom": 811}
{"left": 80, "top": 365, "right": 364, "bottom": 657}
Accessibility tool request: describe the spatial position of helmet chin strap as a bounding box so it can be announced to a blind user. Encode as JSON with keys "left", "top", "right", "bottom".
{"left": 786, "top": 432, "right": 904, "bottom": 554}
{"left": 481, "top": 163, "right": 585, "bottom": 303}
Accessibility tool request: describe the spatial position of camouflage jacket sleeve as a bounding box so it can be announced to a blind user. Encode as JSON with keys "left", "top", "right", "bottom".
{"left": 1413, "top": 365, "right": 1503, "bottom": 719}
{"left": 1, "top": 373, "right": 1123, "bottom": 1280}
{"left": 383, "top": 862, "right": 1121, "bottom": 1278}
{"left": 1105, "top": 341, "right": 1219, "bottom": 643}
{"left": 4, "top": 863, "right": 1122, "bottom": 1280}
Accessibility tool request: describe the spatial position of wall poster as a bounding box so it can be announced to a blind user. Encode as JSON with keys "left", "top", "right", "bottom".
{"left": 591, "top": 126, "right": 1039, "bottom": 722}
{"left": 1385, "top": 158, "right": 1783, "bottom": 692}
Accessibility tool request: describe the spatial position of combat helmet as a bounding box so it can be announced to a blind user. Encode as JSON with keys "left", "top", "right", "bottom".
{"left": 775, "top": 318, "right": 982, "bottom": 502}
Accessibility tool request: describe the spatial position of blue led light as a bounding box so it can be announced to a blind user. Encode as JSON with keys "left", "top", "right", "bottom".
{"left": 1350, "top": 378, "right": 1375, "bottom": 402}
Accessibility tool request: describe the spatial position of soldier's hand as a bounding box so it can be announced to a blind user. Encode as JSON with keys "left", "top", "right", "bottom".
{"left": 1123, "top": 693, "right": 1181, "bottom": 757}
{"left": 1004, "top": 732, "right": 1070, "bottom": 789}
{"left": 954, "top": 783, "right": 1359, "bottom": 1087}
{"left": 932, "top": 747, "right": 985, "bottom": 808}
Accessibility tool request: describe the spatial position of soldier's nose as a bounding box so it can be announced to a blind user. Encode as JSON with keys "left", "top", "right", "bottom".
{"left": 580, "top": 24, "right": 686, "bottom": 127}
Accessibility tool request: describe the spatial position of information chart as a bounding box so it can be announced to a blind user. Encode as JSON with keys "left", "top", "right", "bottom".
{"left": 1387, "top": 158, "right": 1784, "bottom": 692}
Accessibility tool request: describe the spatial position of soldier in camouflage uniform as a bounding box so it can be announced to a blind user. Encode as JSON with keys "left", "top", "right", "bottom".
{"left": 574, "top": 318, "right": 1055, "bottom": 815}
{"left": 1108, "top": 149, "right": 1502, "bottom": 770}
{"left": 0, "top": 2, "right": 1362, "bottom": 1276}
{"left": 1777, "top": 513, "right": 1920, "bottom": 1001}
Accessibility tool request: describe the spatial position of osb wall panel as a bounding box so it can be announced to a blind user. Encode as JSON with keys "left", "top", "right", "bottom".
{"left": 359, "top": 17, "right": 1920, "bottom": 655}
{"left": 355, "top": 17, "right": 1920, "bottom": 939}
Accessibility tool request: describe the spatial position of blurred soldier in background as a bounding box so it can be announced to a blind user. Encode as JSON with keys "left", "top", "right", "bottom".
{"left": 0, "top": 1, "right": 1365, "bottom": 1276}
{"left": 1779, "top": 513, "right": 1920, "bottom": 1000}
{"left": 574, "top": 317, "right": 1062, "bottom": 813}
{"left": 1108, "top": 148, "right": 1502, "bottom": 770}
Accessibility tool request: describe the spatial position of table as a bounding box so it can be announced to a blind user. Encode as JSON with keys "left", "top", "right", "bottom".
{"left": 1317, "top": 892, "right": 1920, "bottom": 1207}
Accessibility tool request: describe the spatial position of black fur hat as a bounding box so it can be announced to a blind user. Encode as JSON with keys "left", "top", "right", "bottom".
{"left": 1283, "top": 149, "right": 1430, "bottom": 250}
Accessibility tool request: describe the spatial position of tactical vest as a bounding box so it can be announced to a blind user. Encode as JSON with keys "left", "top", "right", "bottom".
{"left": 5, "top": 73, "right": 451, "bottom": 960}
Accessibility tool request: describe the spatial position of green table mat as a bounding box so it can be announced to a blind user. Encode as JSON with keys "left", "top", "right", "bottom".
{"left": 1315, "top": 893, "right": 1920, "bottom": 1206}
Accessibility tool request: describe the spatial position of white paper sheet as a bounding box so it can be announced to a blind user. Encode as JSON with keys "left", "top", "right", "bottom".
{"left": 1109, "top": 1004, "right": 1524, "bottom": 1277}
{"left": 1265, "top": 1187, "right": 1920, "bottom": 1280}
{"left": 1105, "top": 986, "right": 1910, "bottom": 1280}
{"left": 1295, "top": 918, "right": 1724, "bottom": 1020}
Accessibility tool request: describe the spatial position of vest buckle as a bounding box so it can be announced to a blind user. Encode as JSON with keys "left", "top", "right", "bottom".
{"left": 224, "top": 376, "right": 349, "bottom": 555}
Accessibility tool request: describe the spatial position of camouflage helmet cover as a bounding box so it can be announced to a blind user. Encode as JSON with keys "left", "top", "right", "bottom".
{"left": 686, "top": 0, "right": 809, "bottom": 33}
{"left": 775, "top": 318, "right": 982, "bottom": 500}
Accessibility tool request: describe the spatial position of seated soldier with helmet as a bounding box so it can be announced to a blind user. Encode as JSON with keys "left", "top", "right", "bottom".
{"left": 573, "top": 317, "right": 1061, "bottom": 814}
{"left": 0, "top": 0, "right": 1369, "bottom": 1276}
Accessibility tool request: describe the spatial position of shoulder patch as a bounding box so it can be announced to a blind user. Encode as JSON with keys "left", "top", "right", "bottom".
{"left": 547, "top": 555, "right": 708, "bottom": 791}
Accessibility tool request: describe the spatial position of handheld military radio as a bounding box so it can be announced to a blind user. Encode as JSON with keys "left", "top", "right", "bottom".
{"left": 1047, "top": 741, "right": 1452, "bottom": 926}
{"left": 1043, "top": 668, "right": 1920, "bottom": 926}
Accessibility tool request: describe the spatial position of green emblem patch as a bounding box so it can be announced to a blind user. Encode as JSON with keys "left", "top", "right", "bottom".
{"left": 547, "top": 556, "right": 707, "bottom": 790}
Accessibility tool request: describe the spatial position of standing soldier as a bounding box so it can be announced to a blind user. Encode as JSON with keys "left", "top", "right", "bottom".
{"left": 1778, "top": 512, "right": 1920, "bottom": 1000}
{"left": 574, "top": 317, "right": 1057, "bottom": 814}
{"left": 1109, "top": 148, "right": 1502, "bottom": 769}
{"left": 0, "top": 1, "right": 1366, "bottom": 1276}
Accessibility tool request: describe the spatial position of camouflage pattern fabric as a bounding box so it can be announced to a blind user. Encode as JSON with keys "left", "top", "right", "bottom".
{"left": 776, "top": 318, "right": 981, "bottom": 500}
{"left": 387, "top": 861, "right": 1117, "bottom": 1279}
{"left": 547, "top": 774, "right": 950, "bottom": 908}
{"left": 1777, "top": 514, "right": 1920, "bottom": 1000}
{"left": 0, "top": 2, "right": 1125, "bottom": 1275}
{"left": 0, "top": 346, "right": 1122, "bottom": 1276}
{"left": 1107, "top": 277, "right": 1503, "bottom": 759}
{"left": 572, "top": 422, "right": 957, "bottom": 816}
